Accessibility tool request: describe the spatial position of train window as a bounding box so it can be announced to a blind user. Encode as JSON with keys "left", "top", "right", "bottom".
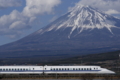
{"left": 81, "top": 68, "right": 83, "bottom": 70}
{"left": 65, "top": 68, "right": 67, "bottom": 70}
{"left": 59, "top": 68, "right": 61, "bottom": 70}
{"left": 26, "top": 69, "right": 28, "bottom": 71}
{"left": 6, "top": 69, "right": 8, "bottom": 71}
{"left": 68, "top": 68, "right": 69, "bottom": 70}
{"left": 73, "top": 68, "right": 75, "bottom": 70}
{"left": 50, "top": 68, "right": 52, "bottom": 71}
{"left": 3, "top": 69, "right": 5, "bottom": 71}
{"left": 62, "top": 68, "right": 64, "bottom": 70}
{"left": 33, "top": 68, "right": 34, "bottom": 70}
{"left": 94, "top": 68, "right": 95, "bottom": 70}
{"left": 0, "top": 69, "right": 2, "bottom": 71}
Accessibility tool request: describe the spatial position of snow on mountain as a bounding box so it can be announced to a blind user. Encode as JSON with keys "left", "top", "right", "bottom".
{"left": 37, "top": 4, "right": 120, "bottom": 38}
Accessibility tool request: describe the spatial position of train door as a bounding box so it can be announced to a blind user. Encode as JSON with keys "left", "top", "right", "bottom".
{"left": 29, "top": 67, "right": 35, "bottom": 74}
{"left": 43, "top": 66, "right": 44, "bottom": 74}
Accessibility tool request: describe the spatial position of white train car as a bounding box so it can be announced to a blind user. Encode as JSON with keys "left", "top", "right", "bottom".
{"left": 44, "top": 65, "right": 115, "bottom": 74}
{"left": 0, "top": 65, "right": 115, "bottom": 74}
{"left": 0, "top": 66, "right": 43, "bottom": 74}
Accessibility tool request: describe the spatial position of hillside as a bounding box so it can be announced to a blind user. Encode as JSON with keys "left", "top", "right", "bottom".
{"left": 0, "top": 50, "right": 120, "bottom": 65}
{"left": 48, "top": 50, "right": 120, "bottom": 65}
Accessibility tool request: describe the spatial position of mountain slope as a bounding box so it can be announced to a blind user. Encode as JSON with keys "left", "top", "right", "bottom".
{"left": 0, "top": 5, "right": 120, "bottom": 60}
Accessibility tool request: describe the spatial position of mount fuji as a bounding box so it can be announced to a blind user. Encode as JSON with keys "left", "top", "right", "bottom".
{"left": 0, "top": 5, "right": 120, "bottom": 60}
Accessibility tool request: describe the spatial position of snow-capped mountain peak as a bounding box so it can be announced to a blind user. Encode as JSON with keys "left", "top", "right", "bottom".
{"left": 37, "top": 5, "right": 120, "bottom": 38}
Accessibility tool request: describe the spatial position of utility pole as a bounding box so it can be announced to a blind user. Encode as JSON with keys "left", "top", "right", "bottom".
{"left": 56, "top": 72, "right": 57, "bottom": 79}
{"left": 81, "top": 56, "right": 82, "bottom": 65}
{"left": 118, "top": 53, "right": 120, "bottom": 71}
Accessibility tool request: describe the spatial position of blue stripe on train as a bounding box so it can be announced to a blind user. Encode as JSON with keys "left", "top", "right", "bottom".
{"left": 0, "top": 70, "right": 100, "bottom": 72}
{"left": 44, "top": 70, "right": 101, "bottom": 72}
{"left": 0, "top": 70, "right": 43, "bottom": 72}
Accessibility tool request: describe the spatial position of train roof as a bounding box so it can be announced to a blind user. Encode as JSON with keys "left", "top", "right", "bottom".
{"left": 0, "top": 65, "right": 101, "bottom": 67}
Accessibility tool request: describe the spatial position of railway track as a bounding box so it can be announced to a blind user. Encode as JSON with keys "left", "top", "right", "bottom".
{"left": 0, "top": 74, "right": 119, "bottom": 79}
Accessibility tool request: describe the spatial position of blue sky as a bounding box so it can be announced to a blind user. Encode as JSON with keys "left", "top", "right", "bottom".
{"left": 0, "top": 0, "right": 120, "bottom": 46}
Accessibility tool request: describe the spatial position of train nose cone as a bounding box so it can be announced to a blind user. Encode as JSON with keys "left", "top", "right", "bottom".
{"left": 110, "top": 71, "right": 115, "bottom": 74}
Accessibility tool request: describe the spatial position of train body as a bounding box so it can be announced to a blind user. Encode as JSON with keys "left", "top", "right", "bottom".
{"left": 0, "top": 65, "right": 115, "bottom": 74}
{"left": 0, "top": 66, "right": 43, "bottom": 74}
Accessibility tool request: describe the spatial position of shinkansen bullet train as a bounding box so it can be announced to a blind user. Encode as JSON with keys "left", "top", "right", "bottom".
{"left": 0, "top": 65, "right": 115, "bottom": 74}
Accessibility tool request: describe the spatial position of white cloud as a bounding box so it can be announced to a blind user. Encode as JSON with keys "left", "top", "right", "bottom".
{"left": 9, "top": 21, "right": 30, "bottom": 30}
{"left": 105, "top": 9, "right": 120, "bottom": 15}
{"left": 23, "top": 0, "right": 61, "bottom": 17}
{"left": 78, "top": 0, "right": 120, "bottom": 15}
{"left": 0, "top": 10, "right": 30, "bottom": 37}
{"left": 0, "top": 0, "right": 21, "bottom": 9}
{"left": 0, "top": 0, "right": 61, "bottom": 38}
